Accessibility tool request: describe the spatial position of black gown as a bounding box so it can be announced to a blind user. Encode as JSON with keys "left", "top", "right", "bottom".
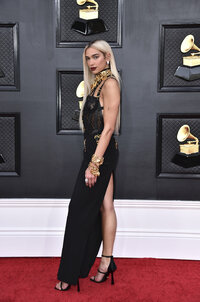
{"left": 57, "top": 80, "right": 119, "bottom": 285}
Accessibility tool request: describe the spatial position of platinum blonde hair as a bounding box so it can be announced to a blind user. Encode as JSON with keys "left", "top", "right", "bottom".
{"left": 79, "top": 40, "right": 121, "bottom": 134}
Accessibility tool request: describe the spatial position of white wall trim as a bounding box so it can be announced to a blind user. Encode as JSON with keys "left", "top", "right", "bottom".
{"left": 1, "top": 198, "right": 200, "bottom": 208}
{"left": 1, "top": 227, "right": 200, "bottom": 239}
{"left": 1, "top": 199, "right": 200, "bottom": 259}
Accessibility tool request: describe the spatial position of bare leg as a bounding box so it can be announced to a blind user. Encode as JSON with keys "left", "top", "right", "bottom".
{"left": 91, "top": 173, "right": 117, "bottom": 281}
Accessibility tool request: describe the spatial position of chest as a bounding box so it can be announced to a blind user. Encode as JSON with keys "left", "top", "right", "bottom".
{"left": 83, "top": 95, "right": 103, "bottom": 114}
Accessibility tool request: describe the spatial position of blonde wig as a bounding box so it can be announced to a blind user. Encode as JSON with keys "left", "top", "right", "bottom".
{"left": 79, "top": 40, "right": 121, "bottom": 134}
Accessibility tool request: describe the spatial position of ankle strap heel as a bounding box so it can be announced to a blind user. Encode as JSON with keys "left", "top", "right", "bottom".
{"left": 90, "top": 255, "right": 117, "bottom": 285}
{"left": 111, "top": 271, "right": 114, "bottom": 285}
{"left": 102, "top": 254, "right": 113, "bottom": 258}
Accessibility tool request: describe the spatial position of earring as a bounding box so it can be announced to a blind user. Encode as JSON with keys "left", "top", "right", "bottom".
{"left": 106, "top": 60, "right": 110, "bottom": 65}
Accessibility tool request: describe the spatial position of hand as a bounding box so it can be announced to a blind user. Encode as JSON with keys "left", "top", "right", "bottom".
{"left": 85, "top": 166, "right": 97, "bottom": 188}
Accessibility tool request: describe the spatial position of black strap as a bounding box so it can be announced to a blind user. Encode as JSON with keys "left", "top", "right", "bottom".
{"left": 92, "top": 76, "right": 115, "bottom": 98}
{"left": 102, "top": 254, "right": 112, "bottom": 258}
{"left": 97, "top": 76, "right": 116, "bottom": 96}
{"left": 90, "top": 87, "right": 96, "bottom": 96}
{"left": 98, "top": 269, "right": 107, "bottom": 274}
{"left": 91, "top": 76, "right": 116, "bottom": 111}
{"left": 96, "top": 82, "right": 105, "bottom": 98}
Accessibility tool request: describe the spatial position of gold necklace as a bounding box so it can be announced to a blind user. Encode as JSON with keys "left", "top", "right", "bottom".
{"left": 90, "top": 68, "right": 112, "bottom": 92}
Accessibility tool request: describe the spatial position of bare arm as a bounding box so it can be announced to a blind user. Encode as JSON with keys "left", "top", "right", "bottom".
{"left": 94, "top": 78, "right": 120, "bottom": 157}
{"left": 85, "top": 78, "right": 120, "bottom": 187}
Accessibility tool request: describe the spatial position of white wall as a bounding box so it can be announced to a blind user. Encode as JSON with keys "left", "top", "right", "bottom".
{"left": 1, "top": 199, "right": 200, "bottom": 259}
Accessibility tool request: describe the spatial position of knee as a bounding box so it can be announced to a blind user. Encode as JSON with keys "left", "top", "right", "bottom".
{"left": 100, "top": 201, "right": 115, "bottom": 213}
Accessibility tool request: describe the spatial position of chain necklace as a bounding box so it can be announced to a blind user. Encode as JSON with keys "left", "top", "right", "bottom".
{"left": 90, "top": 68, "right": 112, "bottom": 92}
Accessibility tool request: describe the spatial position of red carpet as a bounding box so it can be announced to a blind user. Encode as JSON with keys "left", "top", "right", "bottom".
{"left": 1, "top": 257, "right": 200, "bottom": 302}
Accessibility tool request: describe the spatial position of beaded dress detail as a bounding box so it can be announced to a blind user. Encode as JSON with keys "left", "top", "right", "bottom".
{"left": 57, "top": 68, "right": 119, "bottom": 285}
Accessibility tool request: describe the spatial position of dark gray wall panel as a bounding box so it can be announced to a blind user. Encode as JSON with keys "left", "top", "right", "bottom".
{"left": 57, "top": 70, "right": 83, "bottom": 134}
{"left": 1, "top": 0, "right": 200, "bottom": 200}
{"left": 0, "top": 113, "right": 20, "bottom": 176}
{"left": 158, "top": 23, "right": 200, "bottom": 91}
{"left": 157, "top": 114, "right": 200, "bottom": 177}
{"left": 0, "top": 23, "right": 20, "bottom": 90}
{"left": 56, "top": 0, "right": 122, "bottom": 47}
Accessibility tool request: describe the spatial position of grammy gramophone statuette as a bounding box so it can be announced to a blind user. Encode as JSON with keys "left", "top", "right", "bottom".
{"left": 71, "top": 0, "right": 108, "bottom": 36}
{"left": 72, "top": 80, "right": 84, "bottom": 122}
{"left": 174, "top": 34, "right": 200, "bottom": 81}
{"left": 172, "top": 124, "right": 200, "bottom": 168}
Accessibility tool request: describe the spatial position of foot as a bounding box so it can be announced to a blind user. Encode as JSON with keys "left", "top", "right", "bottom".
{"left": 55, "top": 281, "right": 70, "bottom": 290}
{"left": 90, "top": 256, "right": 111, "bottom": 282}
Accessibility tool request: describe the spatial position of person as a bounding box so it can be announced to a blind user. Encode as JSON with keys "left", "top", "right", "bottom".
{"left": 55, "top": 39, "right": 120, "bottom": 292}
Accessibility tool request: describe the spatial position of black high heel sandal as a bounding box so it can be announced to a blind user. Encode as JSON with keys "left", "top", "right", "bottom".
{"left": 55, "top": 278, "right": 80, "bottom": 292}
{"left": 90, "top": 255, "right": 117, "bottom": 285}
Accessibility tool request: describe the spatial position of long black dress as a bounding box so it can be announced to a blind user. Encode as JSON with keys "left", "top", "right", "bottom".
{"left": 57, "top": 79, "right": 119, "bottom": 285}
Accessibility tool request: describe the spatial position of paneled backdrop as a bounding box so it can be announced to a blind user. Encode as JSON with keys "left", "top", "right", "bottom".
{"left": 0, "top": 0, "right": 200, "bottom": 201}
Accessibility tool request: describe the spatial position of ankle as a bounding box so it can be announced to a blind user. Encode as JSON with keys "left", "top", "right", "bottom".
{"left": 102, "top": 254, "right": 112, "bottom": 258}
{"left": 100, "top": 257, "right": 110, "bottom": 268}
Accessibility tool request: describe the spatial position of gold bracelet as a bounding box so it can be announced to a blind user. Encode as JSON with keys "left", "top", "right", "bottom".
{"left": 91, "top": 154, "right": 104, "bottom": 166}
{"left": 88, "top": 162, "right": 100, "bottom": 176}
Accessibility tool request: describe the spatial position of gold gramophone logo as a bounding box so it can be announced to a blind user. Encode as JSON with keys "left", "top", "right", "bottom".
{"left": 181, "top": 35, "right": 200, "bottom": 67}
{"left": 72, "top": 80, "right": 84, "bottom": 122}
{"left": 77, "top": 0, "right": 99, "bottom": 20}
{"left": 71, "top": 0, "right": 108, "bottom": 35}
{"left": 174, "top": 34, "right": 200, "bottom": 81}
{"left": 76, "top": 80, "right": 84, "bottom": 110}
{"left": 172, "top": 124, "right": 200, "bottom": 168}
{"left": 177, "top": 124, "right": 199, "bottom": 155}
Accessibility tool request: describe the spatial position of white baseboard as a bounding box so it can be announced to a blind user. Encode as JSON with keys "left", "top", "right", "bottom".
{"left": 1, "top": 199, "right": 200, "bottom": 259}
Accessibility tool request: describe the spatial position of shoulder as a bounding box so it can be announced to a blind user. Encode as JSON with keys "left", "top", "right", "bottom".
{"left": 102, "top": 77, "right": 120, "bottom": 108}
{"left": 103, "top": 77, "right": 120, "bottom": 93}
